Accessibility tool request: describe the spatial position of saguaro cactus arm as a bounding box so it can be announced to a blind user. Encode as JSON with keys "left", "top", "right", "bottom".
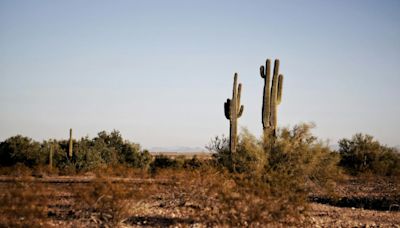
{"left": 225, "top": 74, "right": 244, "bottom": 120}
{"left": 237, "top": 105, "right": 244, "bottom": 118}
{"left": 224, "top": 99, "right": 231, "bottom": 119}
{"left": 277, "top": 74, "right": 284, "bottom": 104}
{"left": 237, "top": 84, "right": 244, "bottom": 117}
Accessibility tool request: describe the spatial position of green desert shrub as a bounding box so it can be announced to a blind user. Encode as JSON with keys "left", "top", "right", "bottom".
{"left": 93, "top": 130, "right": 151, "bottom": 168}
{"left": 338, "top": 133, "right": 400, "bottom": 176}
{"left": 209, "top": 123, "right": 340, "bottom": 205}
{"left": 263, "top": 124, "right": 341, "bottom": 202}
{"left": 41, "top": 140, "right": 68, "bottom": 168}
{"left": 150, "top": 154, "right": 181, "bottom": 171}
{"left": 208, "top": 130, "right": 266, "bottom": 174}
{"left": 183, "top": 155, "right": 204, "bottom": 169}
{"left": 234, "top": 129, "right": 266, "bottom": 175}
{"left": 268, "top": 124, "right": 340, "bottom": 185}
{"left": 209, "top": 124, "right": 339, "bottom": 181}
{"left": 149, "top": 154, "right": 208, "bottom": 172}
{"left": 73, "top": 137, "right": 105, "bottom": 172}
{"left": 0, "top": 135, "right": 44, "bottom": 167}
{"left": 207, "top": 124, "right": 341, "bottom": 224}
{"left": 0, "top": 130, "right": 151, "bottom": 174}
{"left": 68, "top": 131, "right": 152, "bottom": 172}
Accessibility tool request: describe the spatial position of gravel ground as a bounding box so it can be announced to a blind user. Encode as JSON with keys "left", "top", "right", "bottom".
{"left": 0, "top": 175, "right": 399, "bottom": 227}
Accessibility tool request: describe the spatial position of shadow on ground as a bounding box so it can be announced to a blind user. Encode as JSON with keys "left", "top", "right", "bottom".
{"left": 125, "top": 215, "right": 196, "bottom": 226}
{"left": 310, "top": 196, "right": 400, "bottom": 211}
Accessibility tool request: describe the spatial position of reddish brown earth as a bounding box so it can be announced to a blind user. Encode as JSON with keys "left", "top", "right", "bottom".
{"left": 0, "top": 175, "right": 399, "bottom": 227}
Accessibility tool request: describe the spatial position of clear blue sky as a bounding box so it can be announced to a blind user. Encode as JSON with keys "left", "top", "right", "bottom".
{"left": 1, "top": 0, "right": 399, "bottom": 149}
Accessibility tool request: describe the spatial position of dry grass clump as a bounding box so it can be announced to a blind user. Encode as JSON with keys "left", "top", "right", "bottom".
{"left": 0, "top": 181, "right": 49, "bottom": 227}
{"left": 73, "top": 179, "right": 132, "bottom": 226}
{"left": 92, "top": 164, "right": 149, "bottom": 179}
{"left": 150, "top": 167, "right": 305, "bottom": 226}
{"left": 205, "top": 173, "right": 304, "bottom": 226}
{"left": 72, "top": 176, "right": 154, "bottom": 227}
{"left": 0, "top": 163, "right": 32, "bottom": 176}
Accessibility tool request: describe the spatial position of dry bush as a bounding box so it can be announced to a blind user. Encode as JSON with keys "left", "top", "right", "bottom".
{"left": 267, "top": 124, "right": 342, "bottom": 196}
{"left": 31, "top": 164, "right": 59, "bottom": 177}
{"left": 0, "top": 163, "right": 32, "bottom": 176}
{"left": 206, "top": 123, "right": 341, "bottom": 225}
{"left": 152, "top": 168, "right": 306, "bottom": 226}
{"left": 73, "top": 176, "right": 152, "bottom": 227}
{"left": 58, "top": 163, "right": 77, "bottom": 176}
{"left": 0, "top": 181, "right": 49, "bottom": 227}
{"left": 93, "top": 164, "right": 149, "bottom": 179}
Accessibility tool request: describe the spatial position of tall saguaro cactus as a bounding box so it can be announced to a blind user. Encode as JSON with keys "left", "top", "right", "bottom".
{"left": 260, "top": 59, "right": 284, "bottom": 136}
{"left": 224, "top": 73, "right": 244, "bottom": 155}
{"left": 68, "top": 128, "right": 73, "bottom": 159}
{"left": 49, "top": 140, "right": 53, "bottom": 169}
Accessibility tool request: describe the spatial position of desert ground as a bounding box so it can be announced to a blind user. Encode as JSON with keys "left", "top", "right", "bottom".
{"left": 0, "top": 160, "right": 398, "bottom": 227}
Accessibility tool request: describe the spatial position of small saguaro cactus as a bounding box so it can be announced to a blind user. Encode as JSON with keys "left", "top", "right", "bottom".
{"left": 260, "top": 59, "right": 284, "bottom": 136}
{"left": 224, "top": 73, "right": 244, "bottom": 155}
{"left": 49, "top": 140, "right": 53, "bottom": 169}
{"left": 68, "top": 128, "right": 73, "bottom": 159}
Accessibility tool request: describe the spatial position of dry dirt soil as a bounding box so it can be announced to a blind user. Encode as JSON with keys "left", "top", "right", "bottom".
{"left": 0, "top": 175, "right": 399, "bottom": 227}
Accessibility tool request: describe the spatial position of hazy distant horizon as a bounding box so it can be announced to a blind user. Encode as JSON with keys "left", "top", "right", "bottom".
{"left": 1, "top": 0, "right": 399, "bottom": 148}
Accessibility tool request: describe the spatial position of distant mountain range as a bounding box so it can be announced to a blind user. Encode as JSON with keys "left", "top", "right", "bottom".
{"left": 148, "top": 146, "right": 206, "bottom": 153}
{"left": 147, "top": 144, "right": 399, "bottom": 153}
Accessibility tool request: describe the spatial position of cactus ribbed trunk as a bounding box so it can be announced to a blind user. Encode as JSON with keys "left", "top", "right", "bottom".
{"left": 230, "top": 75, "right": 238, "bottom": 154}
{"left": 49, "top": 142, "right": 53, "bottom": 169}
{"left": 224, "top": 73, "right": 244, "bottom": 157}
{"left": 68, "top": 128, "right": 73, "bottom": 159}
{"left": 260, "top": 59, "right": 284, "bottom": 137}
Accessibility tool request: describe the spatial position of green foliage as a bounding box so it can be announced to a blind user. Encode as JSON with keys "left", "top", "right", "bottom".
{"left": 0, "top": 130, "right": 151, "bottom": 173}
{"left": 74, "top": 136, "right": 104, "bottom": 172}
{"left": 234, "top": 129, "right": 266, "bottom": 174}
{"left": 207, "top": 123, "right": 341, "bottom": 223}
{"left": 209, "top": 129, "right": 264, "bottom": 174}
{"left": 265, "top": 124, "right": 340, "bottom": 193}
{"left": 338, "top": 133, "right": 400, "bottom": 176}
{"left": 150, "top": 155, "right": 182, "bottom": 171}
{"left": 92, "top": 130, "right": 151, "bottom": 168}
{"left": 149, "top": 154, "right": 207, "bottom": 173}
{"left": 209, "top": 123, "right": 340, "bottom": 198}
{"left": 0, "top": 135, "right": 44, "bottom": 167}
{"left": 183, "top": 155, "right": 203, "bottom": 169}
